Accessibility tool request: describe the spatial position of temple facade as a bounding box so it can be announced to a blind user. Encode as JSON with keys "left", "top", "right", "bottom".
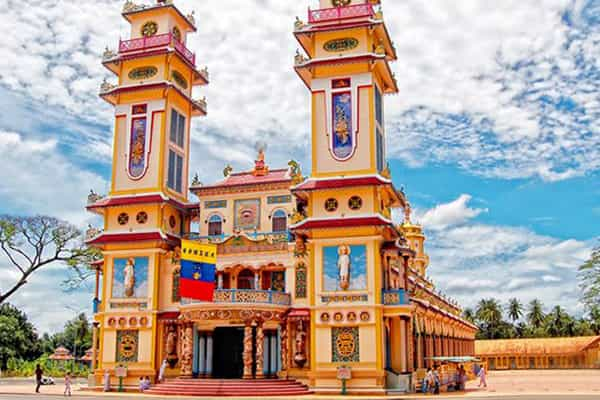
{"left": 86, "top": 0, "right": 476, "bottom": 394}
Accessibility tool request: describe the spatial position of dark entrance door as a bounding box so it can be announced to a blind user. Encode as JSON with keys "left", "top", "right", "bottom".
{"left": 212, "top": 327, "right": 245, "bottom": 378}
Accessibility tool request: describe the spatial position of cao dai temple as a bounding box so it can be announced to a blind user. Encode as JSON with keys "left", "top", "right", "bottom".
{"left": 85, "top": 0, "right": 477, "bottom": 395}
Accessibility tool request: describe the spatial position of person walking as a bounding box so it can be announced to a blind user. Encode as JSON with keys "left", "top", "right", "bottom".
{"left": 158, "top": 359, "right": 168, "bottom": 383}
{"left": 432, "top": 365, "right": 441, "bottom": 395}
{"left": 103, "top": 369, "right": 111, "bottom": 392}
{"left": 64, "top": 373, "right": 72, "bottom": 397}
{"left": 34, "top": 364, "right": 43, "bottom": 393}
{"left": 477, "top": 364, "right": 487, "bottom": 388}
{"left": 422, "top": 367, "right": 432, "bottom": 393}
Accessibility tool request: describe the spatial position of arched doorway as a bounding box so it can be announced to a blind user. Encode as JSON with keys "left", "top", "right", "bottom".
{"left": 237, "top": 269, "right": 255, "bottom": 289}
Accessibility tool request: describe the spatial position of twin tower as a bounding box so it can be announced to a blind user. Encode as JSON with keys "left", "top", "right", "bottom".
{"left": 87, "top": 0, "right": 476, "bottom": 394}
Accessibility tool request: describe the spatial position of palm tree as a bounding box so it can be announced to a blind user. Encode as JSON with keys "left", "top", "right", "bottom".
{"left": 476, "top": 298, "right": 503, "bottom": 339}
{"left": 546, "top": 305, "right": 566, "bottom": 337}
{"left": 507, "top": 298, "right": 524, "bottom": 322}
{"left": 463, "top": 308, "right": 475, "bottom": 323}
{"left": 527, "top": 299, "right": 545, "bottom": 329}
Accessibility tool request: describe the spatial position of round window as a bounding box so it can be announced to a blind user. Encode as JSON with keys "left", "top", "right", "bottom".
{"left": 348, "top": 196, "right": 363, "bottom": 210}
{"left": 325, "top": 198, "right": 338, "bottom": 212}
{"left": 118, "top": 213, "right": 129, "bottom": 226}
{"left": 141, "top": 21, "right": 158, "bottom": 37}
{"left": 136, "top": 211, "right": 149, "bottom": 224}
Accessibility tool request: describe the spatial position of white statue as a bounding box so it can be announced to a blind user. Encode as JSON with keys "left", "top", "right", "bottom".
{"left": 254, "top": 272, "right": 260, "bottom": 290}
{"left": 217, "top": 274, "right": 223, "bottom": 289}
{"left": 124, "top": 258, "right": 136, "bottom": 297}
{"left": 337, "top": 245, "right": 351, "bottom": 290}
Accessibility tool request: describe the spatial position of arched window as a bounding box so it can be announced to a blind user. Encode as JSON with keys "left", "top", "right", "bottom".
{"left": 208, "top": 214, "right": 223, "bottom": 236}
{"left": 272, "top": 210, "right": 287, "bottom": 232}
{"left": 237, "top": 269, "right": 255, "bottom": 290}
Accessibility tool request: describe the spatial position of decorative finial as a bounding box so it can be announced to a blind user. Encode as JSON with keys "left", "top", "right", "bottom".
{"left": 223, "top": 164, "right": 233, "bottom": 178}
{"left": 404, "top": 202, "right": 412, "bottom": 224}
{"left": 252, "top": 143, "right": 269, "bottom": 177}
{"left": 191, "top": 173, "right": 201, "bottom": 186}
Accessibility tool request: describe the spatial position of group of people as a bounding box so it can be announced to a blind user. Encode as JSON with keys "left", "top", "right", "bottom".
{"left": 34, "top": 364, "right": 71, "bottom": 396}
{"left": 421, "top": 364, "right": 487, "bottom": 395}
{"left": 138, "top": 376, "right": 152, "bottom": 392}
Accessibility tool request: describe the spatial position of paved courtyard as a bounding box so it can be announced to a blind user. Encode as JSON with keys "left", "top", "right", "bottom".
{"left": 0, "top": 370, "right": 599, "bottom": 399}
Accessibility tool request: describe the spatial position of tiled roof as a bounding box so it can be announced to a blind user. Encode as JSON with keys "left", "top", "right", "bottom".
{"left": 475, "top": 336, "right": 600, "bottom": 356}
{"left": 194, "top": 169, "right": 291, "bottom": 190}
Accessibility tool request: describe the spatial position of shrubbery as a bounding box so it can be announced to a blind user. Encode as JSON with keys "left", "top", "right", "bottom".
{"left": 2, "top": 355, "right": 89, "bottom": 378}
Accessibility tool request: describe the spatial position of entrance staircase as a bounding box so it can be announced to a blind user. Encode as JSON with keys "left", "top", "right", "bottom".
{"left": 145, "top": 378, "right": 312, "bottom": 397}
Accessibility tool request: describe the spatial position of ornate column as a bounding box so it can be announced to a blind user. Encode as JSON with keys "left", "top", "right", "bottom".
{"left": 91, "top": 322, "right": 99, "bottom": 371}
{"left": 180, "top": 322, "right": 194, "bottom": 378}
{"left": 256, "top": 322, "right": 265, "bottom": 379}
{"left": 416, "top": 331, "right": 423, "bottom": 369}
{"left": 206, "top": 332, "right": 213, "bottom": 377}
{"left": 243, "top": 322, "right": 254, "bottom": 379}
{"left": 280, "top": 320, "right": 289, "bottom": 373}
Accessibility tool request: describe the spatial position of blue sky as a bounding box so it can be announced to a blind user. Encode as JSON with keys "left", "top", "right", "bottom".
{"left": 0, "top": 0, "right": 598, "bottom": 333}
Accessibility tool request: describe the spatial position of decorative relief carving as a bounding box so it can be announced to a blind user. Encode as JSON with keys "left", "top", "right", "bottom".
{"left": 332, "top": 327, "right": 360, "bottom": 363}
{"left": 295, "top": 262, "right": 307, "bottom": 299}
{"left": 116, "top": 330, "right": 139, "bottom": 363}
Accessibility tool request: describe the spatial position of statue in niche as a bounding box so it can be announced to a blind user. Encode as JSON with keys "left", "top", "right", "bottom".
{"left": 334, "top": 105, "right": 350, "bottom": 145}
{"left": 294, "top": 320, "right": 307, "bottom": 368}
{"left": 124, "top": 258, "right": 136, "bottom": 297}
{"left": 337, "top": 245, "right": 351, "bottom": 290}
{"left": 166, "top": 325, "right": 178, "bottom": 368}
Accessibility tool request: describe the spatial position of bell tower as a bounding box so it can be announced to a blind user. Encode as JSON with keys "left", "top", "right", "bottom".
{"left": 292, "top": 0, "right": 410, "bottom": 393}
{"left": 87, "top": 0, "right": 208, "bottom": 385}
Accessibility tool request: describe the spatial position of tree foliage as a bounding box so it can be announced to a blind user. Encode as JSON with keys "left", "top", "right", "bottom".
{"left": 0, "top": 304, "right": 41, "bottom": 370}
{"left": 579, "top": 242, "right": 600, "bottom": 311}
{"left": 0, "top": 215, "right": 101, "bottom": 305}
{"left": 472, "top": 298, "right": 600, "bottom": 340}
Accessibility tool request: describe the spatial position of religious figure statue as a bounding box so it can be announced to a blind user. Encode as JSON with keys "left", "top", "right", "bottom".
{"left": 388, "top": 257, "right": 402, "bottom": 290}
{"left": 166, "top": 325, "right": 178, "bottom": 368}
{"left": 243, "top": 325, "right": 253, "bottom": 378}
{"left": 280, "top": 321, "right": 288, "bottom": 371}
{"left": 294, "top": 320, "right": 307, "bottom": 368}
{"left": 131, "top": 126, "right": 145, "bottom": 164}
{"left": 191, "top": 173, "right": 201, "bottom": 186}
{"left": 223, "top": 164, "right": 233, "bottom": 177}
{"left": 294, "top": 235, "right": 307, "bottom": 258}
{"left": 217, "top": 274, "right": 223, "bottom": 289}
{"left": 337, "top": 245, "right": 351, "bottom": 290}
{"left": 124, "top": 258, "right": 136, "bottom": 297}
{"left": 180, "top": 324, "right": 193, "bottom": 377}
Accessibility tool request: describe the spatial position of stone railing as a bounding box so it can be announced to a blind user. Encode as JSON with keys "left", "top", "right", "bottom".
{"left": 382, "top": 288, "right": 408, "bottom": 305}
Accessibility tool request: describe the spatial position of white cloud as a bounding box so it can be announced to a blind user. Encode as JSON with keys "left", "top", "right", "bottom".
{"left": 418, "top": 194, "right": 487, "bottom": 230}
{"left": 0, "top": 0, "right": 597, "bottom": 182}
{"left": 420, "top": 195, "right": 593, "bottom": 315}
{"left": 0, "top": 131, "right": 107, "bottom": 225}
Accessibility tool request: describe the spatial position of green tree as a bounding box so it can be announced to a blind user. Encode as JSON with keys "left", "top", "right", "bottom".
{"left": 507, "top": 298, "right": 524, "bottom": 322}
{"left": 475, "top": 298, "right": 504, "bottom": 339}
{"left": 59, "top": 313, "right": 92, "bottom": 358}
{"left": 579, "top": 243, "right": 600, "bottom": 311}
{"left": 527, "top": 299, "right": 545, "bottom": 329}
{"left": 463, "top": 308, "right": 475, "bottom": 323}
{"left": 0, "top": 215, "right": 101, "bottom": 305}
{"left": 0, "top": 304, "right": 40, "bottom": 370}
{"left": 545, "top": 305, "right": 568, "bottom": 337}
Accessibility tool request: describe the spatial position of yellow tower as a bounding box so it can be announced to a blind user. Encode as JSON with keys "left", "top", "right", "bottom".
{"left": 292, "top": 0, "right": 411, "bottom": 393}
{"left": 87, "top": 0, "right": 207, "bottom": 385}
{"left": 400, "top": 205, "right": 430, "bottom": 277}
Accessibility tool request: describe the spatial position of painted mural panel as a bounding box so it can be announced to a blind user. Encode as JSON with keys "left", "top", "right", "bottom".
{"left": 112, "top": 257, "right": 149, "bottom": 299}
{"left": 323, "top": 244, "right": 367, "bottom": 291}
{"left": 128, "top": 117, "right": 148, "bottom": 179}
{"left": 234, "top": 199, "right": 261, "bottom": 230}
{"left": 332, "top": 92, "right": 353, "bottom": 160}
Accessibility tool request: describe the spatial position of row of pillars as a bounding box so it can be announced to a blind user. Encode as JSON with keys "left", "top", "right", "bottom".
{"left": 196, "top": 332, "right": 214, "bottom": 376}
{"left": 417, "top": 334, "right": 474, "bottom": 369}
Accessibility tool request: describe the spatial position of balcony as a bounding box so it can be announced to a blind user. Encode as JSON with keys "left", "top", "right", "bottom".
{"left": 382, "top": 289, "right": 409, "bottom": 305}
{"left": 118, "top": 33, "right": 196, "bottom": 65}
{"left": 308, "top": 4, "right": 375, "bottom": 24}
{"left": 182, "top": 289, "right": 291, "bottom": 306}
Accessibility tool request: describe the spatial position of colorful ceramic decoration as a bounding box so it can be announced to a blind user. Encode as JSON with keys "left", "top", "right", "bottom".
{"left": 116, "top": 330, "right": 139, "bottom": 362}
{"left": 234, "top": 199, "right": 261, "bottom": 230}
{"left": 332, "top": 327, "right": 360, "bottom": 363}
{"left": 324, "top": 38, "right": 358, "bottom": 53}
{"left": 331, "top": 92, "right": 354, "bottom": 160}
{"left": 295, "top": 262, "right": 307, "bottom": 299}
{"left": 128, "top": 117, "right": 148, "bottom": 179}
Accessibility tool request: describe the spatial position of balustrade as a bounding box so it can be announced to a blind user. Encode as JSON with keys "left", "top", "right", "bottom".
{"left": 182, "top": 289, "right": 291, "bottom": 306}
{"left": 118, "top": 33, "right": 196, "bottom": 65}
{"left": 308, "top": 4, "right": 375, "bottom": 24}
{"left": 382, "top": 288, "right": 409, "bottom": 305}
